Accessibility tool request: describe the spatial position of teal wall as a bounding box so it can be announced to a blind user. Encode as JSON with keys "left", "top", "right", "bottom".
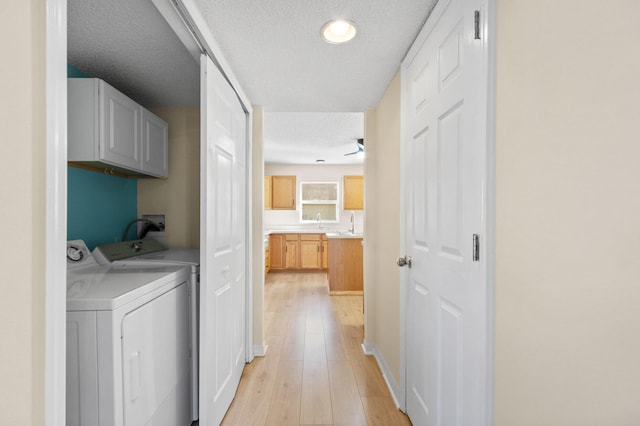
{"left": 67, "top": 64, "right": 89, "bottom": 78}
{"left": 67, "top": 167, "right": 137, "bottom": 249}
{"left": 67, "top": 64, "right": 138, "bottom": 250}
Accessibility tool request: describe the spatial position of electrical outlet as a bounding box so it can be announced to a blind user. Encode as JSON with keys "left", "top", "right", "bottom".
{"left": 139, "top": 214, "right": 166, "bottom": 235}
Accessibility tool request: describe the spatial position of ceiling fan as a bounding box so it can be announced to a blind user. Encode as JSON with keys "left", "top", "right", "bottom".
{"left": 344, "top": 138, "right": 364, "bottom": 156}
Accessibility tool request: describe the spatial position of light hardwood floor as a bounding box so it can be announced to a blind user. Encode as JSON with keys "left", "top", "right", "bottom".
{"left": 219, "top": 271, "right": 412, "bottom": 426}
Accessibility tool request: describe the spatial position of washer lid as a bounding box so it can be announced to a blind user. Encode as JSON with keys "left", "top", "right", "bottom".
{"left": 67, "top": 264, "right": 189, "bottom": 311}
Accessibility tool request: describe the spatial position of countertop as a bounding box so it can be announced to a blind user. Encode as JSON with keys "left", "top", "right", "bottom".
{"left": 265, "top": 229, "right": 326, "bottom": 234}
{"left": 324, "top": 232, "right": 363, "bottom": 239}
{"left": 265, "top": 229, "right": 363, "bottom": 239}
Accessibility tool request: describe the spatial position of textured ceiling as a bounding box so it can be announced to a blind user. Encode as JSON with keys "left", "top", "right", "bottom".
{"left": 195, "top": 0, "right": 436, "bottom": 112}
{"left": 264, "top": 112, "right": 364, "bottom": 165}
{"left": 67, "top": 0, "right": 437, "bottom": 164}
{"left": 67, "top": 0, "right": 199, "bottom": 108}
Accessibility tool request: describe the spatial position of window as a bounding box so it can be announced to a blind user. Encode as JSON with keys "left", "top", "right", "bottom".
{"left": 300, "top": 182, "right": 339, "bottom": 223}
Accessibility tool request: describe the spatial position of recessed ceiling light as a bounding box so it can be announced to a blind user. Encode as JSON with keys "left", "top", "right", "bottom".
{"left": 321, "top": 19, "right": 357, "bottom": 44}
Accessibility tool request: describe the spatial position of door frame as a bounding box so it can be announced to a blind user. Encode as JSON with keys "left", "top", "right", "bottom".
{"left": 45, "top": 0, "right": 68, "bottom": 424}
{"left": 43, "top": 0, "right": 255, "bottom": 423}
{"left": 398, "top": 0, "right": 496, "bottom": 424}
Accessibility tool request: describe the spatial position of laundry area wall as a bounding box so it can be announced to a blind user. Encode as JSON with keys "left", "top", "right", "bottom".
{"left": 66, "top": 65, "right": 137, "bottom": 250}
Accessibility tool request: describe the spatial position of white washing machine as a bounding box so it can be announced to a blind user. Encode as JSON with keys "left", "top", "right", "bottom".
{"left": 92, "top": 238, "right": 200, "bottom": 421}
{"left": 66, "top": 240, "right": 192, "bottom": 426}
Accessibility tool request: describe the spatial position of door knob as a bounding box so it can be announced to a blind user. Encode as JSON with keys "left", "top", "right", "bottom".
{"left": 397, "top": 256, "right": 412, "bottom": 268}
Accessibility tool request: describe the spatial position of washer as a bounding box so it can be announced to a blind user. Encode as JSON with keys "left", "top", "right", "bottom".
{"left": 93, "top": 238, "right": 200, "bottom": 421}
{"left": 66, "top": 240, "right": 191, "bottom": 426}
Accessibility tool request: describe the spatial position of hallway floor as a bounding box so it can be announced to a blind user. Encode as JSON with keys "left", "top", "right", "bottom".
{"left": 220, "top": 271, "right": 411, "bottom": 425}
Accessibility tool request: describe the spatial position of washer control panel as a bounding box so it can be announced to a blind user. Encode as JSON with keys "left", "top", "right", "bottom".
{"left": 93, "top": 238, "right": 166, "bottom": 265}
{"left": 67, "top": 240, "right": 93, "bottom": 269}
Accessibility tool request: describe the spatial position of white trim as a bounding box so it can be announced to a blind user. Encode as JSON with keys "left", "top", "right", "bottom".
{"left": 45, "top": 0, "right": 67, "bottom": 424}
{"left": 483, "top": 0, "right": 497, "bottom": 424}
{"left": 151, "top": 0, "right": 202, "bottom": 62}
{"left": 252, "top": 344, "right": 268, "bottom": 357}
{"left": 361, "top": 343, "right": 402, "bottom": 410}
{"left": 245, "top": 110, "right": 255, "bottom": 363}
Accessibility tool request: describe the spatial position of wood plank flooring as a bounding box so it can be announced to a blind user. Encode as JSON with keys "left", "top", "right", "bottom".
{"left": 220, "top": 271, "right": 412, "bottom": 426}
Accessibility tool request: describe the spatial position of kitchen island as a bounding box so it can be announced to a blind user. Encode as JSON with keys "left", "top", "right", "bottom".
{"left": 326, "top": 232, "right": 363, "bottom": 295}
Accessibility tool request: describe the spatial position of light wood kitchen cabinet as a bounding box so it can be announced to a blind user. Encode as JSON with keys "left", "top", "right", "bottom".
{"left": 267, "top": 233, "right": 328, "bottom": 272}
{"left": 343, "top": 175, "right": 364, "bottom": 210}
{"left": 285, "top": 234, "right": 299, "bottom": 269}
{"left": 300, "top": 234, "right": 323, "bottom": 269}
{"left": 269, "top": 234, "right": 285, "bottom": 269}
{"left": 265, "top": 242, "right": 270, "bottom": 274}
{"left": 327, "top": 237, "right": 363, "bottom": 294}
{"left": 271, "top": 175, "right": 296, "bottom": 209}
{"left": 322, "top": 235, "right": 328, "bottom": 269}
{"left": 264, "top": 176, "right": 272, "bottom": 209}
{"left": 68, "top": 78, "right": 168, "bottom": 178}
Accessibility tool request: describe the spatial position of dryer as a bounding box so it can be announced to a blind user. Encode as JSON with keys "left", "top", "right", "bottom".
{"left": 93, "top": 238, "right": 200, "bottom": 421}
{"left": 66, "top": 240, "right": 192, "bottom": 426}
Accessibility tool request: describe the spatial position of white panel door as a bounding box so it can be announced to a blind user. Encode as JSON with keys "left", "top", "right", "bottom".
{"left": 99, "top": 80, "right": 142, "bottom": 171}
{"left": 402, "top": 0, "right": 487, "bottom": 424}
{"left": 200, "top": 54, "right": 247, "bottom": 426}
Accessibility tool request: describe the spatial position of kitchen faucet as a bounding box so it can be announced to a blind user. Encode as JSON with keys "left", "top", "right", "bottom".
{"left": 316, "top": 212, "right": 323, "bottom": 229}
{"left": 350, "top": 211, "right": 355, "bottom": 234}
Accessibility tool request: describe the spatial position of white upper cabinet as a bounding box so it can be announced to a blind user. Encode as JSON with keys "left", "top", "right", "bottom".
{"left": 100, "top": 81, "right": 141, "bottom": 171}
{"left": 141, "top": 108, "right": 168, "bottom": 177}
{"left": 68, "top": 78, "right": 168, "bottom": 178}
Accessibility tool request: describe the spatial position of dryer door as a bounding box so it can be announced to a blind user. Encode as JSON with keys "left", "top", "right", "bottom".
{"left": 121, "top": 282, "right": 190, "bottom": 425}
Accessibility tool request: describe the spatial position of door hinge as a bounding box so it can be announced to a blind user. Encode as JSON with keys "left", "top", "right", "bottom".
{"left": 472, "top": 234, "right": 480, "bottom": 262}
{"left": 474, "top": 10, "right": 481, "bottom": 40}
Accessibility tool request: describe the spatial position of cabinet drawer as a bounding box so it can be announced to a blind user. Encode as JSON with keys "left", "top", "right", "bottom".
{"left": 300, "top": 234, "right": 321, "bottom": 241}
{"left": 285, "top": 234, "right": 299, "bottom": 241}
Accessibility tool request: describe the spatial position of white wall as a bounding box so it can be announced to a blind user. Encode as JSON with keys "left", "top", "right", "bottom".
{"left": 495, "top": 1, "right": 640, "bottom": 424}
{"left": 264, "top": 163, "right": 364, "bottom": 233}
{"left": 0, "top": 2, "right": 46, "bottom": 424}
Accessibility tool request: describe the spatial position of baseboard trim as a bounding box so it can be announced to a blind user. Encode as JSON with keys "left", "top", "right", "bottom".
{"left": 252, "top": 344, "right": 268, "bottom": 357}
{"left": 360, "top": 342, "right": 401, "bottom": 409}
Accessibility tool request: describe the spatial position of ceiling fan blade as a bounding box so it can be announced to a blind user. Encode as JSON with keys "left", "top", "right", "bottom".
{"left": 344, "top": 138, "right": 365, "bottom": 156}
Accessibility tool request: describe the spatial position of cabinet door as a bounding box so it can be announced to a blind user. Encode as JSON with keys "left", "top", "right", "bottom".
{"left": 343, "top": 175, "right": 364, "bottom": 210}
{"left": 272, "top": 176, "right": 296, "bottom": 209}
{"left": 322, "top": 239, "right": 328, "bottom": 269}
{"left": 269, "top": 235, "right": 284, "bottom": 269}
{"left": 285, "top": 241, "right": 298, "bottom": 269}
{"left": 100, "top": 80, "right": 142, "bottom": 171}
{"left": 141, "top": 109, "right": 168, "bottom": 177}
{"left": 265, "top": 246, "right": 270, "bottom": 273}
{"left": 264, "top": 176, "right": 272, "bottom": 209}
{"left": 300, "top": 240, "right": 322, "bottom": 269}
